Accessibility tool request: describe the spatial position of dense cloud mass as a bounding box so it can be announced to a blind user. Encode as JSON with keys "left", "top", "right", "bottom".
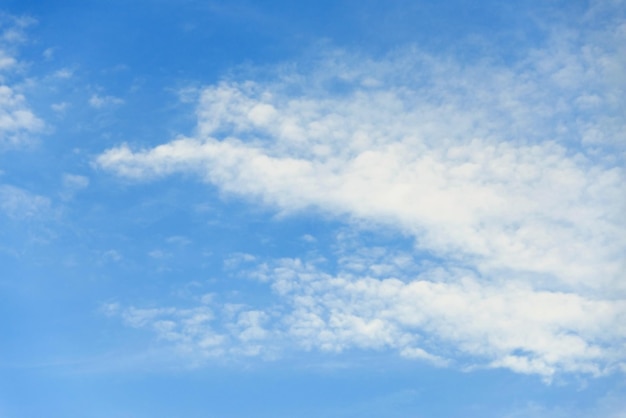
{"left": 98, "top": 9, "right": 626, "bottom": 378}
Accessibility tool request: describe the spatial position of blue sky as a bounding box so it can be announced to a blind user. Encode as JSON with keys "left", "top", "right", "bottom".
{"left": 0, "top": 0, "right": 625, "bottom": 417}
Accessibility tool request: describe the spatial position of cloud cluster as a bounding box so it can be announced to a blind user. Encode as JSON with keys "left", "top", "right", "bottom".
{"left": 98, "top": 6, "right": 626, "bottom": 378}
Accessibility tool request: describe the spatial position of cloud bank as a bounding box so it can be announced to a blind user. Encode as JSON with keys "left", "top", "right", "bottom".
{"left": 98, "top": 8, "right": 626, "bottom": 378}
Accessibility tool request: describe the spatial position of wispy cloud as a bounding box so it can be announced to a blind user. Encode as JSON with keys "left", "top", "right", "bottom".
{"left": 98, "top": 3, "right": 626, "bottom": 378}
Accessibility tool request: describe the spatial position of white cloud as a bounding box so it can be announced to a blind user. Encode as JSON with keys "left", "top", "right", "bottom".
{"left": 148, "top": 249, "right": 171, "bottom": 259}
{"left": 301, "top": 234, "right": 316, "bottom": 243}
{"left": 0, "top": 85, "right": 44, "bottom": 145}
{"left": 0, "top": 50, "right": 16, "bottom": 70}
{"left": 59, "top": 173, "right": 89, "bottom": 200}
{"left": 166, "top": 235, "right": 192, "bottom": 246}
{"left": 101, "top": 249, "right": 122, "bottom": 262}
{"left": 89, "top": 93, "right": 124, "bottom": 109}
{"left": 62, "top": 173, "right": 89, "bottom": 190}
{"left": 103, "top": 300, "right": 274, "bottom": 360}
{"left": 42, "top": 47, "right": 55, "bottom": 60}
{"left": 104, "top": 249, "right": 626, "bottom": 377}
{"left": 223, "top": 252, "right": 258, "bottom": 270}
{"left": 0, "top": 184, "right": 50, "bottom": 219}
{"left": 51, "top": 101, "right": 69, "bottom": 113}
{"left": 53, "top": 68, "right": 73, "bottom": 79}
{"left": 0, "top": 14, "right": 36, "bottom": 41}
{"left": 266, "top": 257, "right": 625, "bottom": 377}
{"left": 503, "top": 388, "right": 626, "bottom": 418}
{"left": 97, "top": 49, "right": 626, "bottom": 294}
{"left": 98, "top": 5, "right": 626, "bottom": 377}
{"left": 0, "top": 16, "right": 44, "bottom": 146}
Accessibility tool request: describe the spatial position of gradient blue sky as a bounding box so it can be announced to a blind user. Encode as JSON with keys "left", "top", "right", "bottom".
{"left": 1, "top": 1, "right": 625, "bottom": 417}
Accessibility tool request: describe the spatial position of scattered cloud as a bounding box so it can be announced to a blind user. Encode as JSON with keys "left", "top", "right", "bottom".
{"left": 59, "top": 173, "right": 89, "bottom": 200}
{"left": 53, "top": 68, "right": 73, "bottom": 79}
{"left": 42, "top": 47, "right": 55, "bottom": 60}
{"left": 0, "top": 85, "right": 45, "bottom": 145}
{"left": 0, "top": 14, "right": 36, "bottom": 45}
{"left": 148, "top": 249, "right": 172, "bottom": 259}
{"left": 166, "top": 235, "right": 192, "bottom": 246}
{"left": 101, "top": 249, "right": 122, "bottom": 263}
{"left": 51, "top": 101, "right": 69, "bottom": 113}
{"left": 0, "top": 15, "right": 44, "bottom": 147}
{"left": 0, "top": 49, "right": 16, "bottom": 70}
{"left": 223, "top": 252, "right": 258, "bottom": 270}
{"left": 503, "top": 387, "right": 626, "bottom": 418}
{"left": 98, "top": 39, "right": 625, "bottom": 290}
{"left": 301, "top": 234, "right": 316, "bottom": 243}
{"left": 102, "top": 302, "right": 230, "bottom": 360}
{"left": 176, "top": 86, "right": 201, "bottom": 104}
{"left": 106, "top": 240, "right": 626, "bottom": 379}
{"left": 0, "top": 184, "right": 50, "bottom": 219}
{"left": 0, "top": 88, "right": 44, "bottom": 142}
{"left": 62, "top": 173, "right": 89, "bottom": 190}
{"left": 265, "top": 256, "right": 625, "bottom": 378}
{"left": 88, "top": 93, "right": 124, "bottom": 109}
